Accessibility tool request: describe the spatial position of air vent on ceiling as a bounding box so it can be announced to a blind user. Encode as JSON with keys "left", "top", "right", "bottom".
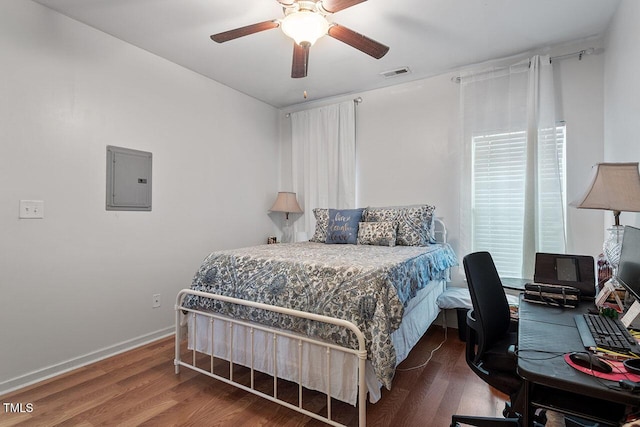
{"left": 380, "top": 67, "right": 411, "bottom": 78}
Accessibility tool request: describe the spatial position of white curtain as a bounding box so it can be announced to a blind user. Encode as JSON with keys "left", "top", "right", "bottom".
{"left": 459, "top": 55, "right": 566, "bottom": 279}
{"left": 291, "top": 101, "right": 356, "bottom": 237}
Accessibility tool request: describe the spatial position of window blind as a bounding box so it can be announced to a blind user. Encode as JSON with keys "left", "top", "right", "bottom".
{"left": 471, "top": 125, "right": 566, "bottom": 277}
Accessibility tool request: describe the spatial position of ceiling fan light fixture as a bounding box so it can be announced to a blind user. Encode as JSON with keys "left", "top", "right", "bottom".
{"left": 281, "top": 11, "right": 329, "bottom": 46}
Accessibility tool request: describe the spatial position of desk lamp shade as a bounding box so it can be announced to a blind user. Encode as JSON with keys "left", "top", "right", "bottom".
{"left": 572, "top": 162, "right": 640, "bottom": 287}
{"left": 270, "top": 192, "right": 303, "bottom": 220}
{"left": 571, "top": 162, "right": 640, "bottom": 226}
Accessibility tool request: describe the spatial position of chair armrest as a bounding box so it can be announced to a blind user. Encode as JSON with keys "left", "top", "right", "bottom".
{"left": 465, "top": 310, "right": 483, "bottom": 365}
{"left": 508, "top": 318, "right": 519, "bottom": 333}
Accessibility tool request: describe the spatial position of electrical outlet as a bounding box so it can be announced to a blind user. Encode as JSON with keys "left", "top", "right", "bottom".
{"left": 152, "top": 294, "right": 161, "bottom": 308}
{"left": 19, "top": 200, "right": 44, "bottom": 219}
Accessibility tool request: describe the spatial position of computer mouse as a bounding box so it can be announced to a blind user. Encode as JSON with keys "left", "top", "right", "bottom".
{"left": 568, "top": 352, "right": 613, "bottom": 374}
{"left": 624, "top": 358, "right": 640, "bottom": 374}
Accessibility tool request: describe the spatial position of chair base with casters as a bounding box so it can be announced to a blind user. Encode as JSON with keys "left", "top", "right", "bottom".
{"left": 450, "top": 414, "right": 520, "bottom": 427}
{"left": 450, "top": 407, "right": 547, "bottom": 427}
{"left": 449, "top": 310, "right": 536, "bottom": 426}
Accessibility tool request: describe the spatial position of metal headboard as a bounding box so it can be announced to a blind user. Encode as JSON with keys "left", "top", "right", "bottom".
{"left": 434, "top": 217, "right": 447, "bottom": 244}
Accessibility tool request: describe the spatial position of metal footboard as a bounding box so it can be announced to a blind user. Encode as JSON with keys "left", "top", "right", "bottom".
{"left": 175, "top": 289, "right": 367, "bottom": 427}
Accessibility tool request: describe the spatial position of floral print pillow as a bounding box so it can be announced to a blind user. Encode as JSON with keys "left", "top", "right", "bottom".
{"left": 363, "top": 204, "right": 436, "bottom": 246}
{"left": 357, "top": 221, "right": 397, "bottom": 247}
{"left": 310, "top": 208, "right": 329, "bottom": 242}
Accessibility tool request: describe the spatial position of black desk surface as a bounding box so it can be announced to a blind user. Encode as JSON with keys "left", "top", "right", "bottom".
{"left": 517, "top": 297, "right": 640, "bottom": 424}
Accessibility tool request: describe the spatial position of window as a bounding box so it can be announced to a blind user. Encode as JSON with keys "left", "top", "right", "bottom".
{"left": 471, "top": 124, "right": 566, "bottom": 277}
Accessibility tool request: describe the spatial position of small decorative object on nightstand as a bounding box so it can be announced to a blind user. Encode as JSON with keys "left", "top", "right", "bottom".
{"left": 269, "top": 191, "right": 303, "bottom": 243}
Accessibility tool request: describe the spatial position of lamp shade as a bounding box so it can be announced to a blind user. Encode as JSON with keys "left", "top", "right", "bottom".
{"left": 270, "top": 192, "right": 303, "bottom": 218}
{"left": 571, "top": 162, "right": 640, "bottom": 225}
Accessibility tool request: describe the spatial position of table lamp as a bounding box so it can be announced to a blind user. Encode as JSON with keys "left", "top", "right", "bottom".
{"left": 571, "top": 162, "right": 640, "bottom": 291}
{"left": 269, "top": 191, "right": 303, "bottom": 243}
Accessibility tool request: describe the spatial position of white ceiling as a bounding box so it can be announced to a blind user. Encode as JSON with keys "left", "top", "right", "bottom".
{"left": 32, "top": 0, "right": 620, "bottom": 109}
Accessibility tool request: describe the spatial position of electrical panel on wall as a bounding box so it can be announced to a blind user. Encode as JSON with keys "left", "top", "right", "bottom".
{"left": 106, "top": 145, "right": 152, "bottom": 211}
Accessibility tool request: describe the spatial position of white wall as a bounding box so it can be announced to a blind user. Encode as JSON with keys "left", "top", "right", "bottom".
{"left": 604, "top": 0, "right": 640, "bottom": 228}
{"left": 0, "top": 0, "right": 280, "bottom": 393}
{"left": 279, "top": 39, "right": 606, "bottom": 285}
{"left": 557, "top": 41, "right": 607, "bottom": 253}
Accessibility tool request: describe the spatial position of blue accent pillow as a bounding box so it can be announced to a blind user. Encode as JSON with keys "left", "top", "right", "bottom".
{"left": 325, "top": 208, "right": 364, "bottom": 244}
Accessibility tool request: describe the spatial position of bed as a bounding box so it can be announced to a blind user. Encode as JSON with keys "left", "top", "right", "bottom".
{"left": 174, "top": 207, "right": 457, "bottom": 426}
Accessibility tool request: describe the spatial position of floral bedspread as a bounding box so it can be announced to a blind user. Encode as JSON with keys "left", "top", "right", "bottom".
{"left": 184, "top": 242, "right": 457, "bottom": 389}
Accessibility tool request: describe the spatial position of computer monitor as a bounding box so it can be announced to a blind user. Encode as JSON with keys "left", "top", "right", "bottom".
{"left": 618, "top": 225, "right": 640, "bottom": 300}
{"left": 617, "top": 225, "right": 640, "bottom": 326}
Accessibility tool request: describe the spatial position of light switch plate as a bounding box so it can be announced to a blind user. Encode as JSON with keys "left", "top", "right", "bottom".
{"left": 19, "top": 200, "right": 44, "bottom": 219}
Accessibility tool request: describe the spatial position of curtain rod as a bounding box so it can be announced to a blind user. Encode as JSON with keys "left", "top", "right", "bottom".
{"left": 452, "top": 47, "right": 595, "bottom": 84}
{"left": 550, "top": 47, "right": 595, "bottom": 62}
{"left": 284, "top": 97, "right": 362, "bottom": 118}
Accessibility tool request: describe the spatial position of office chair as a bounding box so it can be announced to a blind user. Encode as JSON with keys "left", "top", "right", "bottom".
{"left": 451, "top": 251, "right": 543, "bottom": 427}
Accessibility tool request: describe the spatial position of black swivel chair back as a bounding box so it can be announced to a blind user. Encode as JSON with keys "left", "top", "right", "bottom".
{"left": 450, "top": 251, "right": 525, "bottom": 427}
{"left": 465, "top": 252, "right": 512, "bottom": 364}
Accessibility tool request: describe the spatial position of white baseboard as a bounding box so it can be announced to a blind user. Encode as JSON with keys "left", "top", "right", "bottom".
{"left": 0, "top": 326, "right": 175, "bottom": 396}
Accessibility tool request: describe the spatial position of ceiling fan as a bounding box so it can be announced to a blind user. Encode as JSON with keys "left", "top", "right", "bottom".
{"left": 210, "top": 0, "right": 389, "bottom": 78}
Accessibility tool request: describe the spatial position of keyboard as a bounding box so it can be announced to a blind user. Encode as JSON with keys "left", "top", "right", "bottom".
{"left": 574, "top": 313, "right": 640, "bottom": 355}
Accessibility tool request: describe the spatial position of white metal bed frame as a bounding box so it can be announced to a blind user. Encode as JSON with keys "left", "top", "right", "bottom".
{"left": 173, "top": 218, "right": 447, "bottom": 427}
{"left": 175, "top": 290, "right": 367, "bottom": 427}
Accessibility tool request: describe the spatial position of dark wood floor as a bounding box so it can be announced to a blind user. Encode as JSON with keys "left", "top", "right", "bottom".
{"left": 0, "top": 326, "right": 563, "bottom": 426}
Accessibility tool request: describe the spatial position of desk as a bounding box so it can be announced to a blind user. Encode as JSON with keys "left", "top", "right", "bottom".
{"left": 517, "top": 297, "right": 640, "bottom": 426}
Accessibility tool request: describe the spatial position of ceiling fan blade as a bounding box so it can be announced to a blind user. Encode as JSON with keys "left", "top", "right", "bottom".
{"left": 328, "top": 24, "right": 389, "bottom": 59}
{"left": 291, "top": 42, "right": 310, "bottom": 78}
{"left": 211, "top": 20, "right": 279, "bottom": 43}
{"left": 320, "top": 0, "right": 366, "bottom": 13}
